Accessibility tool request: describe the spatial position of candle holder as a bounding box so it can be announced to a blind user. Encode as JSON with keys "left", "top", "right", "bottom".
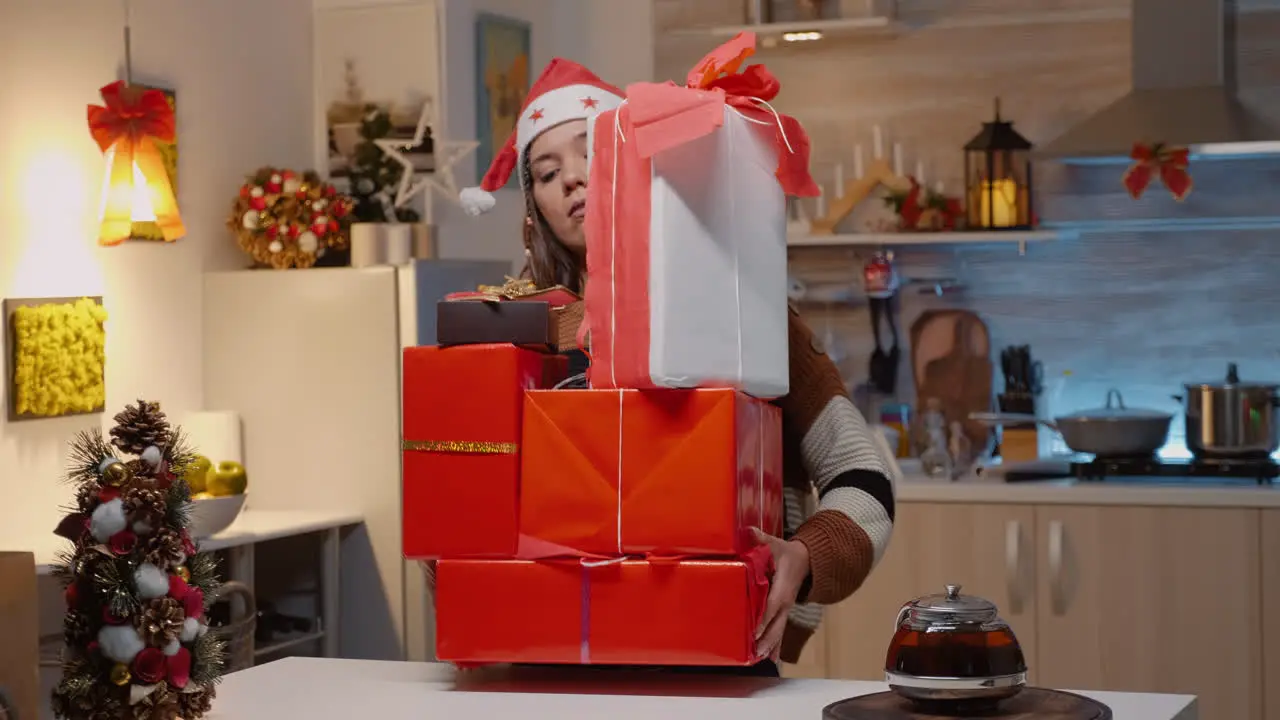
{"left": 963, "top": 99, "right": 1033, "bottom": 230}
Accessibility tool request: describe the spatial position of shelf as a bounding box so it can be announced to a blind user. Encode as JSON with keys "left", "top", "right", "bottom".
{"left": 255, "top": 630, "right": 326, "bottom": 657}
{"left": 787, "top": 229, "right": 1073, "bottom": 248}
{"left": 664, "top": 16, "right": 898, "bottom": 41}
{"left": 1040, "top": 217, "right": 1280, "bottom": 233}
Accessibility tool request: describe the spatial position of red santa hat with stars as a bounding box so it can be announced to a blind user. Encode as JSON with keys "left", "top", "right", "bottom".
{"left": 459, "top": 58, "right": 624, "bottom": 216}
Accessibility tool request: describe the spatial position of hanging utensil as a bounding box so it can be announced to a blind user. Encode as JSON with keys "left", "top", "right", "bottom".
{"left": 864, "top": 251, "right": 900, "bottom": 395}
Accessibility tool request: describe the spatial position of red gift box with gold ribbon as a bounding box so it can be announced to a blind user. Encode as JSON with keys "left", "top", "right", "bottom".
{"left": 402, "top": 345, "right": 567, "bottom": 559}
{"left": 517, "top": 388, "right": 783, "bottom": 558}
{"left": 435, "top": 548, "right": 772, "bottom": 666}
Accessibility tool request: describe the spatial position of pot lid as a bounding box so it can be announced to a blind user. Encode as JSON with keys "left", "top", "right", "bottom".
{"left": 1059, "top": 389, "right": 1172, "bottom": 421}
{"left": 1185, "top": 362, "right": 1279, "bottom": 390}
{"left": 904, "top": 584, "right": 997, "bottom": 625}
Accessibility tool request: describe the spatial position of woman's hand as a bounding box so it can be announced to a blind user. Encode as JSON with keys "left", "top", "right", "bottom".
{"left": 752, "top": 527, "right": 811, "bottom": 663}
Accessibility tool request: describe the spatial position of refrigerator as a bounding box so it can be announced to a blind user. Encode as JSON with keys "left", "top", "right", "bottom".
{"left": 202, "top": 260, "right": 510, "bottom": 662}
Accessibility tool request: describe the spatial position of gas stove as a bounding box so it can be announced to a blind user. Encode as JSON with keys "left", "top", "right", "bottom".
{"left": 1002, "top": 455, "right": 1280, "bottom": 486}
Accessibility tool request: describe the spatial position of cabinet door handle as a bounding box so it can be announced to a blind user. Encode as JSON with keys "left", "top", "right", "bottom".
{"left": 1004, "top": 520, "right": 1023, "bottom": 614}
{"left": 1048, "top": 519, "right": 1066, "bottom": 615}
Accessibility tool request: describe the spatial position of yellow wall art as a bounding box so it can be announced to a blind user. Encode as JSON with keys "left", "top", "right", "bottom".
{"left": 5, "top": 297, "right": 108, "bottom": 420}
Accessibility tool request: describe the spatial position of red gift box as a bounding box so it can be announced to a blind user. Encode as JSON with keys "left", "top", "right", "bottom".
{"left": 519, "top": 389, "right": 782, "bottom": 558}
{"left": 435, "top": 548, "right": 772, "bottom": 666}
{"left": 402, "top": 345, "right": 567, "bottom": 559}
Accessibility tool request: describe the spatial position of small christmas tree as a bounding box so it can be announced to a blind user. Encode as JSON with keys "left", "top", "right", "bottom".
{"left": 348, "top": 105, "right": 424, "bottom": 224}
{"left": 51, "top": 399, "right": 224, "bottom": 720}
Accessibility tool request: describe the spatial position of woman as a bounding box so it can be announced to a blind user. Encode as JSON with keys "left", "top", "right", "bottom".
{"left": 458, "top": 59, "right": 896, "bottom": 677}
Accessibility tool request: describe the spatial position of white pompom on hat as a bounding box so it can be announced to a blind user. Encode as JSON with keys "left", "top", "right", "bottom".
{"left": 459, "top": 58, "right": 624, "bottom": 217}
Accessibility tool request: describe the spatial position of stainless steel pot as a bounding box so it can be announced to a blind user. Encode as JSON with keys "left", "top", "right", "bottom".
{"left": 1175, "top": 363, "right": 1280, "bottom": 457}
{"left": 973, "top": 389, "right": 1173, "bottom": 458}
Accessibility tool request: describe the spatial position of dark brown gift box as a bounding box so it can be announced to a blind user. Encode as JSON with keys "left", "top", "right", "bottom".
{"left": 0, "top": 552, "right": 39, "bottom": 720}
{"left": 436, "top": 300, "right": 584, "bottom": 352}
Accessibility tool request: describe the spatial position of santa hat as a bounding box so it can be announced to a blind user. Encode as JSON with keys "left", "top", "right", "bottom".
{"left": 460, "top": 58, "right": 624, "bottom": 216}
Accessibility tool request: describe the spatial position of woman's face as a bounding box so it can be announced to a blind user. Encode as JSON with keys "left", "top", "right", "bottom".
{"left": 528, "top": 119, "right": 589, "bottom": 252}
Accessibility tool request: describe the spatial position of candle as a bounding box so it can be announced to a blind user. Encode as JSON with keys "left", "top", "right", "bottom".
{"left": 873, "top": 126, "right": 883, "bottom": 159}
{"left": 816, "top": 186, "right": 827, "bottom": 218}
{"left": 854, "top": 145, "right": 864, "bottom": 179}
{"left": 976, "top": 179, "right": 1019, "bottom": 227}
{"left": 915, "top": 160, "right": 925, "bottom": 184}
{"left": 834, "top": 162, "right": 845, "bottom": 195}
{"left": 892, "top": 143, "right": 903, "bottom": 176}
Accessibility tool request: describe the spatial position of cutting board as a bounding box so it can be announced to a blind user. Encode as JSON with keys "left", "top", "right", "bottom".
{"left": 823, "top": 689, "right": 1113, "bottom": 719}
{"left": 910, "top": 310, "right": 993, "bottom": 453}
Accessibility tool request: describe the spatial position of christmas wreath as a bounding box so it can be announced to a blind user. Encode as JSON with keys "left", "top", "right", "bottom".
{"left": 227, "top": 167, "right": 355, "bottom": 269}
{"left": 51, "top": 400, "right": 223, "bottom": 720}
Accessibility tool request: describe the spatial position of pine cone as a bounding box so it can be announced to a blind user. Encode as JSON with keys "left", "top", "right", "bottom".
{"left": 74, "top": 483, "right": 99, "bottom": 514}
{"left": 124, "top": 487, "right": 166, "bottom": 529}
{"left": 179, "top": 686, "right": 215, "bottom": 718}
{"left": 143, "top": 527, "right": 185, "bottom": 569}
{"left": 63, "top": 610, "right": 93, "bottom": 645}
{"left": 110, "top": 400, "right": 171, "bottom": 455}
{"left": 127, "top": 458, "right": 153, "bottom": 482}
{"left": 136, "top": 597, "right": 185, "bottom": 646}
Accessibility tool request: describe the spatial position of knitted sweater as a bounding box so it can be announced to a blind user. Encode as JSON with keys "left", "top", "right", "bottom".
{"left": 423, "top": 306, "right": 896, "bottom": 665}
{"left": 774, "top": 304, "right": 896, "bottom": 663}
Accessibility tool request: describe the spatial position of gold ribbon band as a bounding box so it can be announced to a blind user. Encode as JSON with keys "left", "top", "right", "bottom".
{"left": 402, "top": 439, "right": 518, "bottom": 455}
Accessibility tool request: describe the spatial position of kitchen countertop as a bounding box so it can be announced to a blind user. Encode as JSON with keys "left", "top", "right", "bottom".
{"left": 210, "top": 657, "right": 1198, "bottom": 720}
{"left": 896, "top": 460, "right": 1280, "bottom": 508}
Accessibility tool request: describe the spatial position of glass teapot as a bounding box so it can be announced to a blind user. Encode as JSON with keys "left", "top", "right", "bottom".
{"left": 885, "top": 584, "right": 1028, "bottom": 705}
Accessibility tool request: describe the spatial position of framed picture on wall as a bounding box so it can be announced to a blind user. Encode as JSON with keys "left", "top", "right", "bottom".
{"left": 475, "top": 13, "right": 531, "bottom": 188}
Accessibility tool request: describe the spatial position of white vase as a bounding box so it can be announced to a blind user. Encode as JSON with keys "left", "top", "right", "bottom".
{"left": 411, "top": 223, "right": 437, "bottom": 260}
{"left": 350, "top": 223, "right": 384, "bottom": 268}
{"left": 383, "top": 224, "right": 412, "bottom": 265}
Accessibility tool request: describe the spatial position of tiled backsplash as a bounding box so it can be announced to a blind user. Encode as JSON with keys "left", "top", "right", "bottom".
{"left": 653, "top": 0, "right": 1280, "bottom": 451}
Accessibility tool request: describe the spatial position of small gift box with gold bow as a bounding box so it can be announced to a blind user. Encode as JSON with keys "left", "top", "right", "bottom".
{"left": 437, "top": 277, "right": 584, "bottom": 352}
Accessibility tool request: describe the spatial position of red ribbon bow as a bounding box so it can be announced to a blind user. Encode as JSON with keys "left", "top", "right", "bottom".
{"left": 621, "top": 32, "right": 819, "bottom": 197}
{"left": 87, "top": 81, "right": 185, "bottom": 245}
{"left": 1122, "top": 142, "right": 1192, "bottom": 202}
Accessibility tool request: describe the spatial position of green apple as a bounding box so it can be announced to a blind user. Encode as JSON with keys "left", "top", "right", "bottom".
{"left": 184, "top": 455, "right": 213, "bottom": 494}
{"left": 207, "top": 461, "right": 248, "bottom": 496}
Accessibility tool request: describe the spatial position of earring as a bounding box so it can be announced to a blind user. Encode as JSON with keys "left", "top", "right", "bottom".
{"left": 524, "top": 247, "right": 532, "bottom": 257}
{"left": 524, "top": 216, "right": 534, "bottom": 227}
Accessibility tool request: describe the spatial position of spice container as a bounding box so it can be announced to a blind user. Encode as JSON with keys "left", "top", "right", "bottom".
{"left": 886, "top": 584, "right": 1027, "bottom": 708}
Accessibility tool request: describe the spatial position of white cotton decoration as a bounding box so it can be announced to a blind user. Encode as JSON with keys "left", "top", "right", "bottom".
{"left": 98, "top": 624, "right": 145, "bottom": 664}
{"left": 163, "top": 638, "right": 181, "bottom": 657}
{"left": 133, "top": 520, "right": 154, "bottom": 536}
{"left": 180, "top": 617, "right": 201, "bottom": 643}
{"left": 133, "top": 563, "right": 169, "bottom": 599}
{"left": 141, "top": 445, "right": 163, "bottom": 468}
{"left": 90, "top": 499, "right": 127, "bottom": 543}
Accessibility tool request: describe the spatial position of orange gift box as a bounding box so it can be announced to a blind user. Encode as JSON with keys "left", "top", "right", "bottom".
{"left": 519, "top": 388, "right": 782, "bottom": 558}
{"left": 402, "top": 344, "right": 567, "bottom": 559}
{"left": 435, "top": 549, "right": 771, "bottom": 666}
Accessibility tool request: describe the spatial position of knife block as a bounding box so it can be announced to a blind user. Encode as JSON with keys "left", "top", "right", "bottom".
{"left": 1000, "top": 426, "right": 1039, "bottom": 464}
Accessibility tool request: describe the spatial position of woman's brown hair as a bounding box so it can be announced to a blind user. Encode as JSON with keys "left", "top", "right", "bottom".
{"left": 519, "top": 156, "right": 585, "bottom": 293}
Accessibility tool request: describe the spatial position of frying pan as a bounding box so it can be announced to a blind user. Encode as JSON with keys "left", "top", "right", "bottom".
{"left": 972, "top": 389, "right": 1173, "bottom": 458}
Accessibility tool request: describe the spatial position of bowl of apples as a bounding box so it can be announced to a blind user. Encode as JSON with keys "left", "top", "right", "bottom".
{"left": 184, "top": 455, "right": 249, "bottom": 539}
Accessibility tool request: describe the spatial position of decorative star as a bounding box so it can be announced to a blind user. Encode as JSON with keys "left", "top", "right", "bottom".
{"left": 529, "top": 108, "right": 544, "bottom": 122}
{"left": 581, "top": 97, "right": 598, "bottom": 109}
{"left": 375, "top": 101, "right": 478, "bottom": 208}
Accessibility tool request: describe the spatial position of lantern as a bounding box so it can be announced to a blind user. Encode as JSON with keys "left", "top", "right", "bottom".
{"left": 88, "top": 81, "right": 185, "bottom": 246}
{"left": 963, "top": 99, "right": 1033, "bottom": 230}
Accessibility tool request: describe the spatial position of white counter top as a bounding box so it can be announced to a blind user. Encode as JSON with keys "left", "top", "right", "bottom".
{"left": 11, "top": 508, "right": 362, "bottom": 574}
{"left": 895, "top": 459, "right": 1280, "bottom": 508}
{"left": 211, "top": 657, "right": 1197, "bottom": 720}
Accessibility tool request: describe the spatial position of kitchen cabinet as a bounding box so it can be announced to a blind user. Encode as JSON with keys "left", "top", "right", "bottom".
{"left": 815, "top": 501, "right": 1263, "bottom": 720}
{"left": 821, "top": 503, "right": 1038, "bottom": 682}
{"left": 1034, "top": 506, "right": 1262, "bottom": 720}
{"left": 1263, "top": 510, "right": 1280, "bottom": 720}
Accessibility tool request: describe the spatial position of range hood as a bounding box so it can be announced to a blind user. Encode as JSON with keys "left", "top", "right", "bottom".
{"left": 1038, "top": 0, "right": 1280, "bottom": 161}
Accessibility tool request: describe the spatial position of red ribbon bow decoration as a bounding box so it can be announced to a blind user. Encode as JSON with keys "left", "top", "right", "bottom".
{"left": 1122, "top": 142, "right": 1192, "bottom": 202}
{"left": 621, "top": 32, "right": 820, "bottom": 197}
{"left": 87, "top": 80, "right": 185, "bottom": 245}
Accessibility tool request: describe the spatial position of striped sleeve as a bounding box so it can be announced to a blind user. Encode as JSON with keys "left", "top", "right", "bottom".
{"left": 778, "top": 308, "right": 896, "bottom": 605}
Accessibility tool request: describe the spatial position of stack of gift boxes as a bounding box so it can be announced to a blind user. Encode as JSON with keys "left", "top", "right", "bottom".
{"left": 401, "top": 32, "right": 818, "bottom": 667}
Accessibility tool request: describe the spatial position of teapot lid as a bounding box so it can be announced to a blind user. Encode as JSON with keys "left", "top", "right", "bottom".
{"left": 905, "top": 584, "right": 998, "bottom": 625}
